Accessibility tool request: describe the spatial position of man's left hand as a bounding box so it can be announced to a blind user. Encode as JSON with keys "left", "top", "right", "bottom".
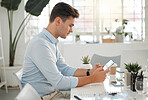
{"left": 90, "top": 63, "right": 104, "bottom": 75}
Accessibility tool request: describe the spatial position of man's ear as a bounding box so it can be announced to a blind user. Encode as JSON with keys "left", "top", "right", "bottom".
{"left": 55, "top": 17, "right": 62, "bottom": 26}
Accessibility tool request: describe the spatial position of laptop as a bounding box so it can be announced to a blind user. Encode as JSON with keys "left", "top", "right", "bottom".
{"left": 117, "top": 49, "right": 148, "bottom": 73}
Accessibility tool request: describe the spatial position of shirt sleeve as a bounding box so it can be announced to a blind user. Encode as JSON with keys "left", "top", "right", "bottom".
{"left": 56, "top": 47, "right": 78, "bottom": 76}
{"left": 31, "top": 40, "right": 78, "bottom": 90}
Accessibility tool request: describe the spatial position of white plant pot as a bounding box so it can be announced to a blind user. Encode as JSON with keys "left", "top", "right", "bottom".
{"left": 1, "top": 65, "right": 22, "bottom": 87}
{"left": 124, "top": 71, "right": 131, "bottom": 86}
{"left": 115, "top": 34, "right": 124, "bottom": 42}
{"left": 80, "top": 64, "right": 92, "bottom": 69}
{"left": 75, "top": 36, "right": 80, "bottom": 42}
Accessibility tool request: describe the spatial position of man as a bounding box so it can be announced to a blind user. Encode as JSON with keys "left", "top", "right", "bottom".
{"left": 22, "top": 2, "right": 109, "bottom": 100}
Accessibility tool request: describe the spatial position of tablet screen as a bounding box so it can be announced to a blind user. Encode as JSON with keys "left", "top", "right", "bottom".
{"left": 103, "top": 60, "right": 114, "bottom": 71}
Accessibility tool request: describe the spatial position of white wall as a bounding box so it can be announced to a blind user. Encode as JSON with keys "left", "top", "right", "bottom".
{"left": 60, "top": 43, "right": 148, "bottom": 67}
{"left": 0, "top": 0, "right": 148, "bottom": 66}
{"left": 0, "top": 1, "right": 27, "bottom": 66}
{"left": 145, "top": 0, "right": 148, "bottom": 42}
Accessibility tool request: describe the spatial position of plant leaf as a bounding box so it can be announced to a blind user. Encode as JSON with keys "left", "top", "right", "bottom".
{"left": 124, "top": 22, "right": 127, "bottom": 25}
{"left": 105, "top": 27, "right": 107, "bottom": 31}
{"left": 125, "top": 32, "right": 128, "bottom": 37}
{"left": 117, "top": 32, "right": 122, "bottom": 35}
{"left": 81, "top": 56, "right": 90, "bottom": 64}
{"left": 1, "top": 0, "right": 21, "bottom": 11}
{"left": 125, "top": 62, "right": 141, "bottom": 72}
{"left": 123, "top": 26, "right": 125, "bottom": 29}
{"left": 130, "top": 34, "right": 133, "bottom": 39}
{"left": 115, "top": 19, "right": 118, "bottom": 22}
{"left": 25, "top": 0, "right": 50, "bottom": 16}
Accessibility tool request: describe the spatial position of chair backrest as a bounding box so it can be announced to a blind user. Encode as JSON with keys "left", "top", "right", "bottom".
{"left": 120, "top": 49, "right": 148, "bottom": 72}
{"left": 15, "top": 83, "right": 41, "bottom": 100}
{"left": 90, "top": 54, "right": 121, "bottom": 67}
{"left": 13, "top": 68, "right": 23, "bottom": 90}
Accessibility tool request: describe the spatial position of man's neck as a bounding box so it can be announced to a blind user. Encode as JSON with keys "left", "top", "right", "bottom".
{"left": 46, "top": 24, "right": 58, "bottom": 39}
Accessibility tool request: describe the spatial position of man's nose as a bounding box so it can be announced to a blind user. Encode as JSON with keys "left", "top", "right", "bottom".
{"left": 70, "top": 27, "right": 73, "bottom": 33}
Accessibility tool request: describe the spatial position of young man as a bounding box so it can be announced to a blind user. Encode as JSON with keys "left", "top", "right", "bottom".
{"left": 22, "top": 2, "right": 109, "bottom": 100}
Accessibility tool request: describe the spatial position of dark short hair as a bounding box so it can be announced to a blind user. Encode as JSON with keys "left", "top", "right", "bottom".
{"left": 50, "top": 2, "right": 79, "bottom": 23}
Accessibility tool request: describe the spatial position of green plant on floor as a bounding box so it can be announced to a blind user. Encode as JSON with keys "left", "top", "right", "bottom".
{"left": 125, "top": 62, "right": 142, "bottom": 72}
{"left": 81, "top": 56, "right": 90, "bottom": 64}
{"left": 0, "top": 0, "right": 50, "bottom": 66}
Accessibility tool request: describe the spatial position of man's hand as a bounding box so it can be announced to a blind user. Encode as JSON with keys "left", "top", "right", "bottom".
{"left": 76, "top": 65, "right": 110, "bottom": 87}
{"left": 91, "top": 67, "right": 109, "bottom": 83}
{"left": 90, "top": 63, "right": 104, "bottom": 75}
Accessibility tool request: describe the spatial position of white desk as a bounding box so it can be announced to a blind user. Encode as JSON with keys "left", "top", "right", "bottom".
{"left": 71, "top": 73, "right": 148, "bottom": 100}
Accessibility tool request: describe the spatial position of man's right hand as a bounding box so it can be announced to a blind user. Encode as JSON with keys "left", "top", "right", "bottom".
{"left": 91, "top": 67, "right": 109, "bottom": 83}
{"left": 76, "top": 67, "right": 110, "bottom": 87}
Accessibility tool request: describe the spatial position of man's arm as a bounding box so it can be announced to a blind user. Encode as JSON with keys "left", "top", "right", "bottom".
{"left": 73, "top": 69, "right": 89, "bottom": 77}
{"left": 76, "top": 68, "right": 109, "bottom": 87}
{"left": 31, "top": 40, "right": 78, "bottom": 90}
{"left": 73, "top": 63, "right": 103, "bottom": 77}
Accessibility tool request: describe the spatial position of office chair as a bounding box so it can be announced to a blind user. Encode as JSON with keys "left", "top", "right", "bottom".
{"left": 13, "top": 68, "right": 23, "bottom": 90}
{"left": 15, "top": 83, "right": 41, "bottom": 100}
{"left": 90, "top": 54, "right": 121, "bottom": 67}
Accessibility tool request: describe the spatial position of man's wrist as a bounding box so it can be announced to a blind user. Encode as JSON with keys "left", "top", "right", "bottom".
{"left": 86, "top": 69, "right": 93, "bottom": 76}
{"left": 89, "top": 69, "right": 93, "bottom": 75}
{"left": 89, "top": 74, "right": 94, "bottom": 83}
{"left": 86, "top": 69, "right": 90, "bottom": 76}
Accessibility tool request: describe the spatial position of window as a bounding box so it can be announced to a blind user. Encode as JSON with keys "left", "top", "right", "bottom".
{"left": 25, "top": 4, "right": 50, "bottom": 43}
{"left": 123, "top": 0, "right": 145, "bottom": 40}
{"left": 49, "top": 0, "right": 96, "bottom": 43}
{"left": 98, "top": 0, "right": 145, "bottom": 41}
{"left": 25, "top": 0, "right": 145, "bottom": 43}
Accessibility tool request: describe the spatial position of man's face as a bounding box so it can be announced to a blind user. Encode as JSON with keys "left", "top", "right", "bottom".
{"left": 58, "top": 16, "right": 74, "bottom": 39}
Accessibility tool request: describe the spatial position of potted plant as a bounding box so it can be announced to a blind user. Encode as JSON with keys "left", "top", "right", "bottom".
{"left": 101, "top": 27, "right": 115, "bottom": 43}
{"left": 1, "top": 0, "right": 50, "bottom": 66}
{"left": 74, "top": 30, "right": 81, "bottom": 42}
{"left": 81, "top": 56, "right": 92, "bottom": 69}
{"left": 0, "top": 0, "right": 50, "bottom": 86}
{"left": 75, "top": 34, "right": 80, "bottom": 42}
{"left": 124, "top": 62, "right": 142, "bottom": 91}
{"left": 114, "top": 19, "right": 133, "bottom": 42}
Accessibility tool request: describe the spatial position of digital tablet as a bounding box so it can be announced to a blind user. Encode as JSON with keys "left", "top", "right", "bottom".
{"left": 103, "top": 60, "right": 114, "bottom": 71}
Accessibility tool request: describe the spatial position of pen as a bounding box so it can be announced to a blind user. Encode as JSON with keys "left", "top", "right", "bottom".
{"left": 74, "top": 95, "right": 82, "bottom": 100}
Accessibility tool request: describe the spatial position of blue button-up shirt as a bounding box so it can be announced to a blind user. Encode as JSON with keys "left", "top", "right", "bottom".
{"left": 22, "top": 28, "right": 78, "bottom": 96}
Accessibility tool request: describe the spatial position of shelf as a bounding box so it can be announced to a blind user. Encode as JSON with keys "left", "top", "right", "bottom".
{"left": 0, "top": 81, "right": 6, "bottom": 87}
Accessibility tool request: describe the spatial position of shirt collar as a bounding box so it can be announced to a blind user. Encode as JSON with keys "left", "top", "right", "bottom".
{"left": 42, "top": 28, "right": 58, "bottom": 44}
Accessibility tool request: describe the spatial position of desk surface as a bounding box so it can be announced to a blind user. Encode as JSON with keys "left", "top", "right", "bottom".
{"left": 71, "top": 73, "right": 148, "bottom": 100}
